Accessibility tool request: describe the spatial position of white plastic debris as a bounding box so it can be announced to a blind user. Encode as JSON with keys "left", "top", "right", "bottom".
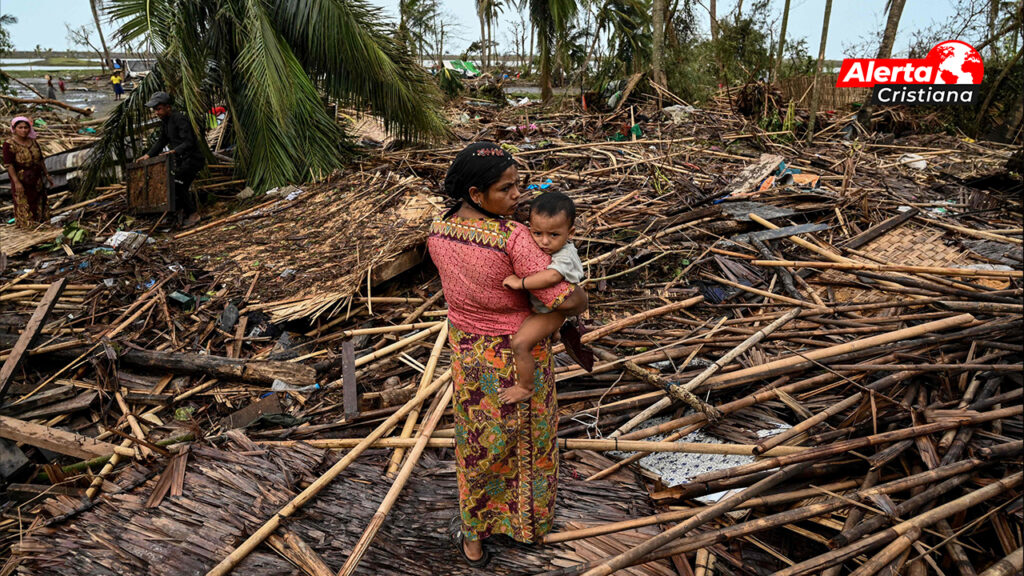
{"left": 104, "top": 231, "right": 153, "bottom": 252}
{"left": 898, "top": 153, "right": 928, "bottom": 170}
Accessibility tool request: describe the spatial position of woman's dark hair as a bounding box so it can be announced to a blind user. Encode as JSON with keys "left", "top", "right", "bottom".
{"left": 443, "top": 142, "right": 516, "bottom": 217}
{"left": 13, "top": 120, "right": 30, "bottom": 129}
{"left": 530, "top": 191, "right": 576, "bottom": 225}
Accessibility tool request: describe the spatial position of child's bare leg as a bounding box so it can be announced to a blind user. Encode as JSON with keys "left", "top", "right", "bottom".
{"left": 501, "top": 311, "right": 565, "bottom": 404}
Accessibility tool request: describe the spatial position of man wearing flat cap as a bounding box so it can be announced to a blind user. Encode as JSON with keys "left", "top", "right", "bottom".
{"left": 138, "top": 91, "right": 207, "bottom": 228}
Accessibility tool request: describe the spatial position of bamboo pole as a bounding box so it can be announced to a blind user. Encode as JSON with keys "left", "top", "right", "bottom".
{"left": 115, "top": 390, "right": 151, "bottom": 459}
{"left": 830, "top": 471, "right": 976, "bottom": 548}
{"left": 258, "top": 437, "right": 806, "bottom": 456}
{"left": 674, "top": 307, "right": 803, "bottom": 397}
{"left": 353, "top": 323, "right": 444, "bottom": 369}
{"left": 542, "top": 476, "right": 865, "bottom": 544}
{"left": 683, "top": 405, "right": 1021, "bottom": 486}
{"left": 541, "top": 443, "right": 1024, "bottom": 576}
{"left": 775, "top": 472, "right": 1023, "bottom": 576}
{"left": 386, "top": 323, "right": 449, "bottom": 476}
{"left": 85, "top": 438, "right": 133, "bottom": 499}
{"left": 752, "top": 259, "right": 1024, "bottom": 279}
{"left": 581, "top": 296, "right": 704, "bottom": 344}
{"left": 174, "top": 198, "right": 279, "bottom": 239}
{"left": 203, "top": 368, "right": 452, "bottom": 576}
{"left": 703, "top": 273, "right": 826, "bottom": 310}
{"left": 596, "top": 352, "right": 721, "bottom": 422}
{"left": 14, "top": 274, "right": 177, "bottom": 404}
{"left": 607, "top": 309, "right": 800, "bottom": 439}
{"left": 699, "top": 313, "right": 975, "bottom": 391}
{"left": 579, "top": 461, "right": 815, "bottom": 576}
{"left": 980, "top": 547, "right": 1024, "bottom": 576}
{"left": 337, "top": 381, "right": 454, "bottom": 576}
{"left": 316, "top": 321, "right": 442, "bottom": 344}
{"left": 926, "top": 218, "right": 1024, "bottom": 245}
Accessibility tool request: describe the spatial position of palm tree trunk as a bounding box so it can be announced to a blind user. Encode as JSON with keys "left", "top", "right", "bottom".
{"left": 709, "top": 0, "right": 718, "bottom": 42}
{"left": 987, "top": 0, "right": 1000, "bottom": 60}
{"left": 529, "top": 22, "right": 535, "bottom": 75}
{"left": 90, "top": 0, "right": 111, "bottom": 72}
{"left": 710, "top": 0, "right": 724, "bottom": 85}
{"left": 856, "top": 0, "right": 906, "bottom": 126}
{"left": 876, "top": 0, "right": 906, "bottom": 60}
{"left": 487, "top": 16, "right": 493, "bottom": 70}
{"left": 478, "top": 11, "right": 487, "bottom": 68}
{"left": 581, "top": 24, "right": 602, "bottom": 87}
{"left": 652, "top": 0, "right": 667, "bottom": 86}
{"left": 540, "top": 32, "right": 552, "bottom": 101}
{"left": 773, "top": 0, "right": 791, "bottom": 82}
{"left": 806, "top": 0, "right": 833, "bottom": 143}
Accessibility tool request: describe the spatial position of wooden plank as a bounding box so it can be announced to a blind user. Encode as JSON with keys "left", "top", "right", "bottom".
{"left": 0, "top": 385, "right": 75, "bottom": 416}
{"left": 342, "top": 340, "right": 358, "bottom": 418}
{"left": 219, "top": 393, "right": 283, "bottom": 430}
{"left": 0, "top": 279, "right": 66, "bottom": 403}
{"left": 732, "top": 223, "right": 830, "bottom": 244}
{"left": 721, "top": 154, "right": 784, "bottom": 198}
{"left": 18, "top": 390, "right": 98, "bottom": 420}
{"left": 842, "top": 207, "right": 919, "bottom": 250}
{"left": 0, "top": 415, "right": 131, "bottom": 459}
{"left": 267, "top": 528, "right": 334, "bottom": 576}
{"left": 370, "top": 248, "right": 423, "bottom": 287}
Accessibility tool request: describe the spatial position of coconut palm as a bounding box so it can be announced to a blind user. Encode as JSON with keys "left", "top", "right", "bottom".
{"left": 90, "top": 0, "right": 112, "bottom": 72}
{"left": 475, "top": 0, "right": 502, "bottom": 69}
{"left": 530, "top": 0, "right": 578, "bottom": 101}
{"left": 84, "top": 0, "right": 447, "bottom": 193}
{"left": 399, "top": 0, "right": 440, "bottom": 60}
{"left": 579, "top": 0, "right": 648, "bottom": 84}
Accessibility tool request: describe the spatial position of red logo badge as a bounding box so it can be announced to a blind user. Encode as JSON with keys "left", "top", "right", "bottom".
{"left": 836, "top": 41, "right": 984, "bottom": 105}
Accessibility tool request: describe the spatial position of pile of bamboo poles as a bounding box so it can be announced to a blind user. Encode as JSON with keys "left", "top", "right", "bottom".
{"left": 1, "top": 91, "right": 1020, "bottom": 575}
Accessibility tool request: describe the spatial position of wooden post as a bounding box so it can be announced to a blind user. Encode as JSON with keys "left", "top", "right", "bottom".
{"left": 341, "top": 341, "right": 357, "bottom": 418}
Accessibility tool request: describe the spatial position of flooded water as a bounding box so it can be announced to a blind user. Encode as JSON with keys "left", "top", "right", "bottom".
{"left": 0, "top": 57, "right": 104, "bottom": 71}
{"left": 10, "top": 77, "right": 121, "bottom": 116}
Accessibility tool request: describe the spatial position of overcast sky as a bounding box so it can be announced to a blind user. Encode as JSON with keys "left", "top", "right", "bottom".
{"left": 1, "top": 0, "right": 962, "bottom": 60}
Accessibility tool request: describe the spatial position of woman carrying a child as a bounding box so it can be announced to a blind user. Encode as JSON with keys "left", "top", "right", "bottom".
{"left": 427, "top": 142, "right": 588, "bottom": 567}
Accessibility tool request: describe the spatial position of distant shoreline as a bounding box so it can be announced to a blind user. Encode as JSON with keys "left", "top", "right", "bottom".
{"left": 5, "top": 50, "right": 153, "bottom": 59}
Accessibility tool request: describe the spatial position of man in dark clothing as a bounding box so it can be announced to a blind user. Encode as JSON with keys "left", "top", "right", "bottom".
{"left": 138, "top": 91, "right": 207, "bottom": 228}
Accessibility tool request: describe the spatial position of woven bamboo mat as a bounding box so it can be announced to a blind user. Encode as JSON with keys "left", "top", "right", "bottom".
{"left": 821, "top": 225, "right": 980, "bottom": 304}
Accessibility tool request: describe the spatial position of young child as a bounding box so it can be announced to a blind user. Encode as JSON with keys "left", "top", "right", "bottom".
{"left": 500, "top": 191, "right": 585, "bottom": 404}
{"left": 111, "top": 71, "right": 124, "bottom": 100}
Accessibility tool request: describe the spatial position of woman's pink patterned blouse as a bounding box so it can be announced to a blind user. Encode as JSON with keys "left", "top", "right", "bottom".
{"left": 427, "top": 216, "right": 574, "bottom": 336}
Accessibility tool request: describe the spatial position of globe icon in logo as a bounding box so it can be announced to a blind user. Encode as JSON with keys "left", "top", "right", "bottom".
{"left": 928, "top": 41, "right": 984, "bottom": 84}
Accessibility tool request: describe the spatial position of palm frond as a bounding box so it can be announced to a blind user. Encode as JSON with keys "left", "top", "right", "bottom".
{"left": 105, "top": 0, "right": 175, "bottom": 51}
{"left": 267, "top": 0, "right": 448, "bottom": 141}
{"left": 228, "top": 0, "right": 343, "bottom": 191}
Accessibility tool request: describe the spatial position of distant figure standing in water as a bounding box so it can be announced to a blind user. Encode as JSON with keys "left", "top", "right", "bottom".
{"left": 45, "top": 75, "right": 57, "bottom": 100}
{"left": 111, "top": 71, "right": 124, "bottom": 100}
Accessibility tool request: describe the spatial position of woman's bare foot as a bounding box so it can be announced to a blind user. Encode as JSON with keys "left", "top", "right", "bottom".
{"left": 499, "top": 384, "right": 533, "bottom": 404}
{"left": 463, "top": 536, "right": 483, "bottom": 561}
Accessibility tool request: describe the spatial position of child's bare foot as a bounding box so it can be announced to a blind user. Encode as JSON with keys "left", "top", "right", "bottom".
{"left": 500, "top": 384, "right": 533, "bottom": 404}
